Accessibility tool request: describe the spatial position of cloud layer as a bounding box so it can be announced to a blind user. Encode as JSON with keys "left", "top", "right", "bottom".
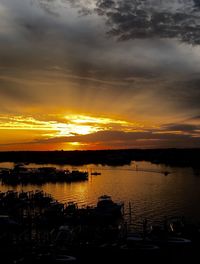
{"left": 0, "top": 0, "right": 200, "bottom": 149}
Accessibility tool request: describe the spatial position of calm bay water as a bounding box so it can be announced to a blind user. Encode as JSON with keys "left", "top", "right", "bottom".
{"left": 0, "top": 161, "right": 200, "bottom": 229}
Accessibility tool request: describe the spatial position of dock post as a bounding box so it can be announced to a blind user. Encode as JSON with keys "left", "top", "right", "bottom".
{"left": 128, "top": 202, "right": 132, "bottom": 233}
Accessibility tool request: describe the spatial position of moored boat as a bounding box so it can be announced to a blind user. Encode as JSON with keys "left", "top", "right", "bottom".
{"left": 96, "top": 195, "right": 124, "bottom": 217}
{"left": 91, "top": 172, "right": 101, "bottom": 176}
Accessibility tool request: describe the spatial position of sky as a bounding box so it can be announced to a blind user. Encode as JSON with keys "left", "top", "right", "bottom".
{"left": 1, "top": 0, "right": 200, "bottom": 150}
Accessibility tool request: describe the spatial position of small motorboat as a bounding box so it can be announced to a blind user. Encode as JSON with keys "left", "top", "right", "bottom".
{"left": 127, "top": 233, "right": 151, "bottom": 243}
{"left": 161, "top": 171, "right": 170, "bottom": 176}
{"left": 149, "top": 225, "right": 192, "bottom": 246}
{"left": 119, "top": 232, "right": 160, "bottom": 252}
{"left": 36, "top": 253, "right": 76, "bottom": 263}
{"left": 166, "top": 236, "right": 192, "bottom": 246}
{"left": 55, "top": 255, "right": 77, "bottom": 263}
{"left": 121, "top": 241, "right": 159, "bottom": 251}
{"left": 91, "top": 172, "right": 101, "bottom": 176}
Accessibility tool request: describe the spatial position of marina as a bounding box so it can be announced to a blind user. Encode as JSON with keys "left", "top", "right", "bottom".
{"left": 0, "top": 161, "right": 200, "bottom": 229}
{"left": 0, "top": 161, "right": 200, "bottom": 262}
{"left": 0, "top": 190, "right": 199, "bottom": 263}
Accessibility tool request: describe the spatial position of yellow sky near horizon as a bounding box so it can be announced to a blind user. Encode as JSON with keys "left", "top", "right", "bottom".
{"left": 0, "top": 113, "right": 151, "bottom": 150}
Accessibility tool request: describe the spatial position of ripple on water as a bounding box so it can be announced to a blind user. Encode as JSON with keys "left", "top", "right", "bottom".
{"left": 0, "top": 162, "right": 200, "bottom": 225}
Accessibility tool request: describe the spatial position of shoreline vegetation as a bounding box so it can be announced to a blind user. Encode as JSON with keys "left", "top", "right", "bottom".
{"left": 0, "top": 149, "right": 200, "bottom": 168}
{"left": 0, "top": 166, "right": 88, "bottom": 185}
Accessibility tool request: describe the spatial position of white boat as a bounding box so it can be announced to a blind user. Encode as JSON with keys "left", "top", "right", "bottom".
{"left": 96, "top": 195, "right": 124, "bottom": 216}
{"left": 167, "top": 236, "right": 192, "bottom": 246}
{"left": 55, "top": 255, "right": 77, "bottom": 263}
{"left": 127, "top": 233, "right": 152, "bottom": 243}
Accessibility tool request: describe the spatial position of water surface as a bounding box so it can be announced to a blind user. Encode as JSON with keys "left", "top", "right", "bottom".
{"left": 0, "top": 161, "right": 199, "bottom": 229}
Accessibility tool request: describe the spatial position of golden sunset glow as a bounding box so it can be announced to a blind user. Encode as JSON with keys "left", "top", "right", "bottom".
{"left": 0, "top": 111, "right": 199, "bottom": 150}
{"left": 54, "top": 123, "right": 101, "bottom": 137}
{"left": 65, "top": 115, "right": 129, "bottom": 125}
{"left": 1, "top": 0, "right": 200, "bottom": 150}
{"left": 0, "top": 113, "right": 152, "bottom": 150}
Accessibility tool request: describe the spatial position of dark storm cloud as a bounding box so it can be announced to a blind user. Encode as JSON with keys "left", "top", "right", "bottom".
{"left": 20, "top": 20, "right": 52, "bottom": 41}
{"left": 1, "top": 0, "right": 200, "bottom": 127}
{"left": 0, "top": 80, "right": 21, "bottom": 99}
{"left": 194, "top": 0, "right": 200, "bottom": 8}
{"left": 62, "top": 0, "right": 200, "bottom": 45}
{"left": 0, "top": 78, "right": 35, "bottom": 103}
{"left": 162, "top": 123, "right": 200, "bottom": 132}
{"left": 2, "top": 1, "right": 200, "bottom": 77}
{"left": 30, "top": 1, "right": 200, "bottom": 118}
{"left": 161, "top": 78, "right": 200, "bottom": 112}
{"left": 190, "top": 115, "right": 200, "bottom": 120}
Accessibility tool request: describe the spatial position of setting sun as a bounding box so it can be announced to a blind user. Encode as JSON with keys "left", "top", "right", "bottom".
{"left": 0, "top": 113, "right": 150, "bottom": 150}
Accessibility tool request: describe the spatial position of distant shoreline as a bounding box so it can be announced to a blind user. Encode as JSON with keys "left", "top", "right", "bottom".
{"left": 0, "top": 149, "right": 200, "bottom": 168}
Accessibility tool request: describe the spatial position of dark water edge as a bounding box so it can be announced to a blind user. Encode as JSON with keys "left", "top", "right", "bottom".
{"left": 0, "top": 149, "right": 200, "bottom": 168}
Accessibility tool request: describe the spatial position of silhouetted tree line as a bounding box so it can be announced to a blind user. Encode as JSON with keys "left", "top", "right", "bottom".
{"left": 0, "top": 149, "right": 200, "bottom": 168}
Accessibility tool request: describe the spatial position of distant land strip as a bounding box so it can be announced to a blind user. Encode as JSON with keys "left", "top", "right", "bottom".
{"left": 0, "top": 149, "right": 200, "bottom": 168}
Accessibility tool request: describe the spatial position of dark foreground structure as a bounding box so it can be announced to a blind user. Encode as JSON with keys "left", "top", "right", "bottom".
{"left": 0, "top": 149, "right": 200, "bottom": 168}
{"left": 0, "top": 190, "right": 200, "bottom": 263}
